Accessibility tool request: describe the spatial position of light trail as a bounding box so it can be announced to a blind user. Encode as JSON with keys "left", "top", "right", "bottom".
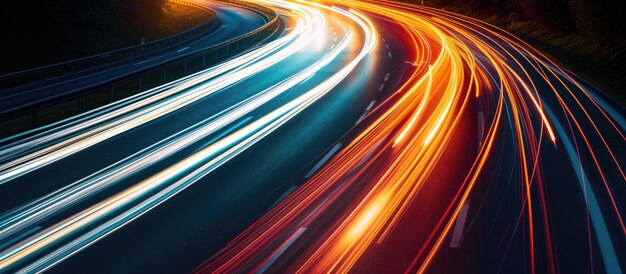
{"left": 0, "top": 0, "right": 624, "bottom": 273}
{"left": 0, "top": 0, "right": 377, "bottom": 272}
{"left": 197, "top": 0, "right": 626, "bottom": 273}
{"left": 0, "top": 27, "right": 351, "bottom": 245}
{"left": 0, "top": 1, "right": 314, "bottom": 185}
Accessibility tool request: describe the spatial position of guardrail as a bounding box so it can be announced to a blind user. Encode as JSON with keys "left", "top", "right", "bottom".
{"left": 0, "top": 0, "right": 219, "bottom": 91}
{"left": 0, "top": 0, "right": 283, "bottom": 139}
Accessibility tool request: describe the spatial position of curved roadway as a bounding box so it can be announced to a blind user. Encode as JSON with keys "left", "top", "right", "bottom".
{"left": 0, "top": 0, "right": 624, "bottom": 273}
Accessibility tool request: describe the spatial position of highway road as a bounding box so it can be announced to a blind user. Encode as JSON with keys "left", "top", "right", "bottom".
{"left": 0, "top": 0, "right": 625, "bottom": 273}
{"left": 0, "top": 0, "right": 398, "bottom": 272}
{"left": 196, "top": 1, "right": 626, "bottom": 273}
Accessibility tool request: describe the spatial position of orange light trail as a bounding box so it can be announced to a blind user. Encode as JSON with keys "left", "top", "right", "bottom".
{"left": 197, "top": 0, "right": 625, "bottom": 273}
{"left": 0, "top": 0, "right": 622, "bottom": 272}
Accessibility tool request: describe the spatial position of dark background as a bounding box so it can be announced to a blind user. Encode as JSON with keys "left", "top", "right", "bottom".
{"left": 0, "top": 0, "right": 209, "bottom": 74}
{"left": 431, "top": 0, "right": 626, "bottom": 47}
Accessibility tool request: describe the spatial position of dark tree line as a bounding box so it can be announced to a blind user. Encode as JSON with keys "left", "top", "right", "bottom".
{"left": 434, "top": 0, "right": 626, "bottom": 48}
{"left": 566, "top": 0, "right": 626, "bottom": 45}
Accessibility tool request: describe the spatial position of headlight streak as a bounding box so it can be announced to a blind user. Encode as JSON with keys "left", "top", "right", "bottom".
{"left": 0, "top": 0, "right": 378, "bottom": 272}
{"left": 0, "top": 2, "right": 314, "bottom": 185}
{"left": 0, "top": 18, "right": 349, "bottom": 249}
{"left": 198, "top": 0, "right": 625, "bottom": 273}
